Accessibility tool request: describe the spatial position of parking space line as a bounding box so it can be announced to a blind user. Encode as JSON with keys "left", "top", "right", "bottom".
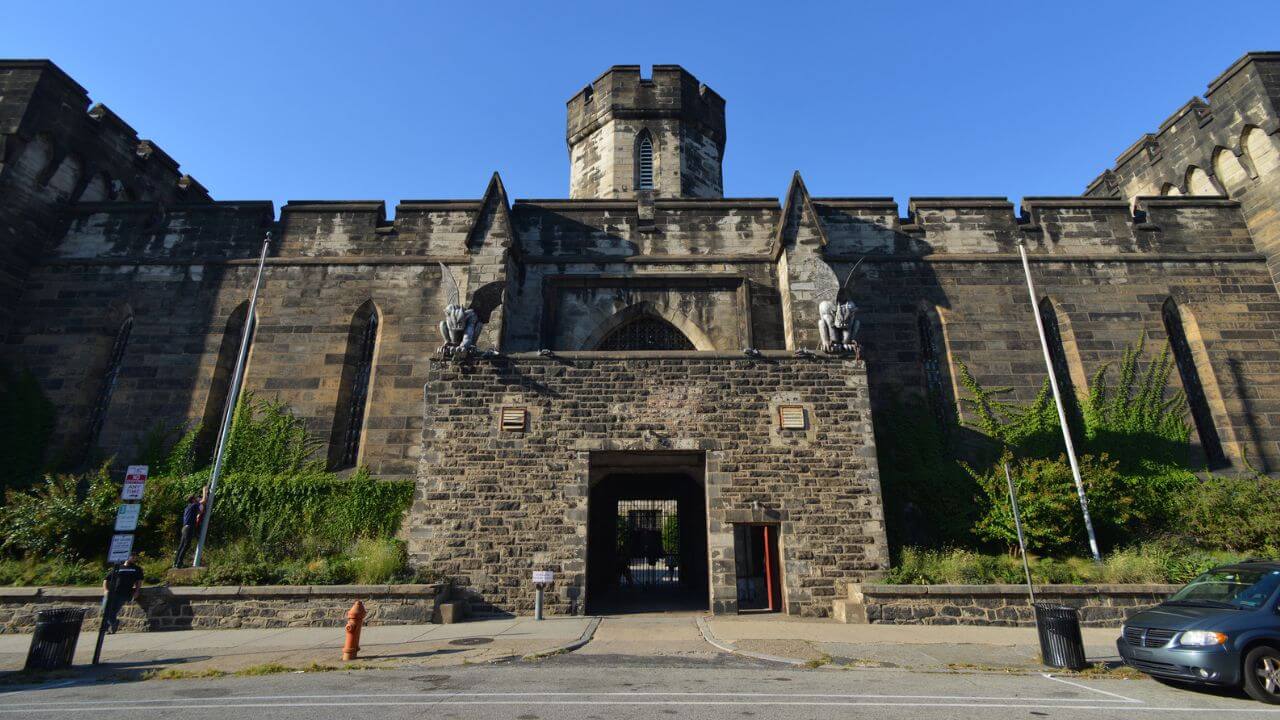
{"left": 2, "top": 698, "right": 1279, "bottom": 714}
{"left": 1041, "top": 673, "right": 1143, "bottom": 703}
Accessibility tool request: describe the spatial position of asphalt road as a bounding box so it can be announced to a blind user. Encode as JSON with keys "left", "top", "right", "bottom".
{"left": 2, "top": 653, "right": 1277, "bottom": 719}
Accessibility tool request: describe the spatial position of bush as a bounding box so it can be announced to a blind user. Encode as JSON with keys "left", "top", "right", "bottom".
{"left": 1176, "top": 472, "right": 1280, "bottom": 554}
{"left": 349, "top": 538, "right": 408, "bottom": 584}
{"left": 881, "top": 544, "right": 1251, "bottom": 585}
{"left": 0, "top": 465, "right": 118, "bottom": 559}
{"left": 0, "top": 394, "right": 419, "bottom": 589}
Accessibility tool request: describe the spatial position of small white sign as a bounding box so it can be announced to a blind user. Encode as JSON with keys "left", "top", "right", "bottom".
{"left": 121, "top": 465, "right": 148, "bottom": 501}
{"left": 114, "top": 504, "right": 141, "bottom": 532}
{"left": 532, "top": 570, "right": 554, "bottom": 584}
{"left": 107, "top": 533, "right": 135, "bottom": 563}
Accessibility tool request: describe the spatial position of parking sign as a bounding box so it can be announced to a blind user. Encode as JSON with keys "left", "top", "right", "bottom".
{"left": 121, "top": 465, "right": 148, "bottom": 501}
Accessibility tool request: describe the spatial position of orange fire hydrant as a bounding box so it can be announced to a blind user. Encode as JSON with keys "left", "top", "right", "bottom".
{"left": 343, "top": 600, "right": 366, "bottom": 661}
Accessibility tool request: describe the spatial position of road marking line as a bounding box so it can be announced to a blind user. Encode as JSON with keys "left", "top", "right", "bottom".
{"left": 1041, "top": 673, "right": 1142, "bottom": 703}
{"left": 1, "top": 699, "right": 1278, "bottom": 713}
{"left": 1, "top": 690, "right": 1139, "bottom": 706}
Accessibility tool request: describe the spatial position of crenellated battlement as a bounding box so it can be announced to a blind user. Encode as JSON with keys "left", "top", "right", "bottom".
{"left": 567, "top": 65, "right": 726, "bottom": 200}
{"left": 0, "top": 60, "right": 209, "bottom": 205}
{"left": 815, "top": 195, "right": 1256, "bottom": 258}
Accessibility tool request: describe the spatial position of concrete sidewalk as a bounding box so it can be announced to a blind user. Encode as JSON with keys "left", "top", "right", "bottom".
{"left": 0, "top": 616, "right": 598, "bottom": 678}
{"left": 703, "top": 615, "right": 1123, "bottom": 670}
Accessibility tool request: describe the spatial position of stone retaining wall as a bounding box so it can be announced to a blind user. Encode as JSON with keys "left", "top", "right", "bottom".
{"left": 841, "top": 584, "right": 1178, "bottom": 627}
{"left": 0, "top": 584, "right": 446, "bottom": 634}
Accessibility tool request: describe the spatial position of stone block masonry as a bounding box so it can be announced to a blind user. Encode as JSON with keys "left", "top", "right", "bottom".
{"left": 409, "top": 352, "right": 889, "bottom": 618}
{"left": 0, "top": 584, "right": 446, "bottom": 634}
{"left": 835, "top": 583, "right": 1178, "bottom": 627}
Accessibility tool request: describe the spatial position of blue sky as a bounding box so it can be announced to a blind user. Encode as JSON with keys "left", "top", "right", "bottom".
{"left": 6, "top": 1, "right": 1279, "bottom": 213}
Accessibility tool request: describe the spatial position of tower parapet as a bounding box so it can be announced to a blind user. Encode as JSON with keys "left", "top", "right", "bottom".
{"left": 566, "top": 65, "right": 726, "bottom": 199}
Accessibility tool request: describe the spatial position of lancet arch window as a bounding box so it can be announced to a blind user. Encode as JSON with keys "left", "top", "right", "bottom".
{"left": 636, "top": 131, "right": 654, "bottom": 191}
{"left": 597, "top": 316, "right": 694, "bottom": 351}
{"left": 199, "top": 303, "right": 255, "bottom": 459}
{"left": 1038, "top": 298, "right": 1077, "bottom": 407}
{"left": 1162, "top": 300, "right": 1227, "bottom": 468}
{"left": 332, "top": 304, "right": 380, "bottom": 469}
{"left": 917, "top": 313, "right": 948, "bottom": 427}
{"left": 85, "top": 317, "right": 133, "bottom": 449}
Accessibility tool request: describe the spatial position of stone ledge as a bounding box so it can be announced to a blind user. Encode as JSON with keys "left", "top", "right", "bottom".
{"left": 864, "top": 583, "right": 1180, "bottom": 597}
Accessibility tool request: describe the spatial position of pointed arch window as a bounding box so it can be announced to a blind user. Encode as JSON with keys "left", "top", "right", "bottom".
{"left": 917, "top": 313, "right": 948, "bottom": 427}
{"left": 199, "top": 303, "right": 254, "bottom": 459}
{"left": 636, "top": 132, "right": 654, "bottom": 190}
{"left": 1038, "top": 298, "right": 1077, "bottom": 407}
{"left": 597, "top": 316, "right": 694, "bottom": 351}
{"left": 331, "top": 303, "right": 380, "bottom": 469}
{"left": 1162, "top": 300, "right": 1227, "bottom": 468}
{"left": 86, "top": 317, "right": 132, "bottom": 448}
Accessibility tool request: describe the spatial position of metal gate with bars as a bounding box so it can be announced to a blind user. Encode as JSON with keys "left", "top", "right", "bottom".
{"left": 616, "top": 499, "right": 680, "bottom": 589}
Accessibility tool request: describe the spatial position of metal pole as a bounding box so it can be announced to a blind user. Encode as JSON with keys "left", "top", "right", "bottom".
{"left": 91, "top": 591, "right": 108, "bottom": 665}
{"left": 534, "top": 585, "right": 544, "bottom": 621}
{"left": 1016, "top": 241, "right": 1102, "bottom": 562}
{"left": 192, "top": 233, "right": 271, "bottom": 567}
{"left": 1004, "top": 462, "right": 1036, "bottom": 606}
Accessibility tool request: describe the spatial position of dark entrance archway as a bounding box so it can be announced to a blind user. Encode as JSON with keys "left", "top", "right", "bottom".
{"left": 586, "top": 452, "right": 708, "bottom": 614}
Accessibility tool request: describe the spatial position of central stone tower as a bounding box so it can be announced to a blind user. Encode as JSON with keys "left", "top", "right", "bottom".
{"left": 566, "top": 65, "right": 726, "bottom": 199}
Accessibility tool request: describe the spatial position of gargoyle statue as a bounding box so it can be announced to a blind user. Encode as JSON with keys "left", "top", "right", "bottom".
{"left": 438, "top": 263, "right": 481, "bottom": 357}
{"left": 819, "top": 257, "right": 863, "bottom": 358}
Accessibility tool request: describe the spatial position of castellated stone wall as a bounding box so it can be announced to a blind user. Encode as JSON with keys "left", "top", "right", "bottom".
{"left": 409, "top": 353, "right": 888, "bottom": 617}
{"left": 1086, "top": 53, "right": 1280, "bottom": 284}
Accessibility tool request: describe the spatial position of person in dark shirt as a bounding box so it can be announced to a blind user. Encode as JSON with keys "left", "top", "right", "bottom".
{"left": 102, "top": 554, "right": 143, "bottom": 634}
{"left": 172, "top": 486, "right": 207, "bottom": 568}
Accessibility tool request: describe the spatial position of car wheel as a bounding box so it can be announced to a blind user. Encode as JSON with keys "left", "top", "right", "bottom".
{"left": 1243, "top": 646, "right": 1280, "bottom": 705}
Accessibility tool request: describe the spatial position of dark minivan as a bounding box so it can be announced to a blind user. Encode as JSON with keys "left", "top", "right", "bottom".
{"left": 1118, "top": 561, "right": 1280, "bottom": 704}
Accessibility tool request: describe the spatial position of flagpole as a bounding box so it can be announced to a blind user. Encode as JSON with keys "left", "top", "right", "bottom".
{"left": 1016, "top": 240, "right": 1102, "bottom": 562}
{"left": 192, "top": 232, "right": 271, "bottom": 567}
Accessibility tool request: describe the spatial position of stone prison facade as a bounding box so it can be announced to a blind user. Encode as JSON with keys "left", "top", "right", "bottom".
{"left": 3, "top": 56, "right": 1280, "bottom": 616}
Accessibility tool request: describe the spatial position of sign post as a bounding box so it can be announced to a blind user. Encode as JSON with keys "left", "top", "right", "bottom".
{"left": 532, "top": 570, "right": 554, "bottom": 621}
{"left": 94, "top": 465, "right": 147, "bottom": 665}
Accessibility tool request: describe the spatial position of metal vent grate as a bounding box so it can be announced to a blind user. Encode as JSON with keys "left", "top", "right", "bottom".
{"left": 597, "top": 317, "right": 695, "bottom": 351}
{"left": 778, "top": 405, "right": 807, "bottom": 430}
{"left": 500, "top": 407, "right": 527, "bottom": 432}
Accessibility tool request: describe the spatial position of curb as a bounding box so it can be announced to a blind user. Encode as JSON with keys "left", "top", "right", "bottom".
{"left": 522, "top": 616, "right": 602, "bottom": 660}
{"left": 695, "top": 616, "right": 807, "bottom": 666}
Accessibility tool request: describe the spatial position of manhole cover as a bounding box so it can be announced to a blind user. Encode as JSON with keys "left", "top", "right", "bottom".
{"left": 449, "top": 637, "right": 494, "bottom": 647}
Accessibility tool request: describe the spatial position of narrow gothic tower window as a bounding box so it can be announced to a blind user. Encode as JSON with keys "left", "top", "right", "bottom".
{"left": 1162, "top": 300, "right": 1227, "bottom": 467}
{"left": 637, "top": 132, "right": 654, "bottom": 190}
{"left": 332, "top": 304, "right": 379, "bottom": 469}
{"left": 199, "top": 303, "right": 254, "bottom": 460}
{"left": 917, "top": 314, "right": 948, "bottom": 427}
{"left": 1038, "top": 298, "right": 1077, "bottom": 406}
{"left": 86, "top": 316, "right": 132, "bottom": 449}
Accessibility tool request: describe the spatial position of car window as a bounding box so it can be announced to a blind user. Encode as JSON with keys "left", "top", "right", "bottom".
{"left": 1168, "top": 569, "right": 1280, "bottom": 609}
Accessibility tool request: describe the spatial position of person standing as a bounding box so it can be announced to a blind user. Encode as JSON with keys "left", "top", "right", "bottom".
{"left": 172, "top": 486, "right": 207, "bottom": 568}
{"left": 102, "top": 554, "right": 143, "bottom": 634}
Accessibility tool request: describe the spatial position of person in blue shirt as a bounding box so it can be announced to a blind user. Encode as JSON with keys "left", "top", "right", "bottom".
{"left": 172, "top": 486, "right": 207, "bottom": 568}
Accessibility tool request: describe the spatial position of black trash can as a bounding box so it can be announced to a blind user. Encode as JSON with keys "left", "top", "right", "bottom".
{"left": 1034, "top": 603, "right": 1088, "bottom": 670}
{"left": 24, "top": 607, "right": 86, "bottom": 671}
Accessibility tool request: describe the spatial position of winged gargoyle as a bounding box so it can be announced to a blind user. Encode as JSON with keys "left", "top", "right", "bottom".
{"left": 438, "top": 263, "right": 481, "bottom": 357}
{"left": 818, "top": 257, "right": 863, "bottom": 358}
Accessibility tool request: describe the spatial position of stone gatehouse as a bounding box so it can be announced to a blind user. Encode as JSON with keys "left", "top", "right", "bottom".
{"left": 3, "top": 56, "right": 1280, "bottom": 615}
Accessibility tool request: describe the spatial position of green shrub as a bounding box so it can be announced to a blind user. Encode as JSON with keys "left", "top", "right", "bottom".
{"left": 881, "top": 545, "right": 1250, "bottom": 585}
{"left": 349, "top": 538, "right": 408, "bottom": 584}
{"left": 0, "top": 465, "right": 118, "bottom": 559}
{"left": 1176, "top": 472, "right": 1280, "bottom": 554}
